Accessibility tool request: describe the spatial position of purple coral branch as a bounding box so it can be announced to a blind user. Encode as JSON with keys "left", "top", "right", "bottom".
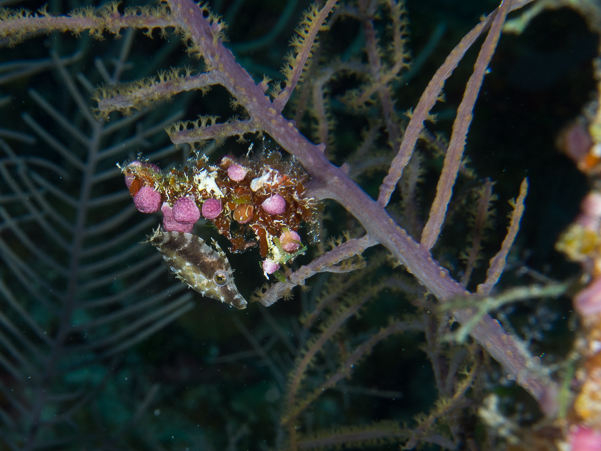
{"left": 165, "top": 0, "right": 554, "bottom": 403}
{"left": 421, "top": 0, "right": 509, "bottom": 251}
{"left": 0, "top": 6, "right": 173, "bottom": 43}
{"left": 377, "top": 0, "right": 535, "bottom": 208}
{"left": 359, "top": 0, "right": 404, "bottom": 149}
{"left": 168, "top": 118, "right": 260, "bottom": 145}
{"left": 478, "top": 179, "right": 529, "bottom": 296}
{"left": 461, "top": 178, "right": 494, "bottom": 287}
{"left": 259, "top": 235, "right": 377, "bottom": 307}
{"left": 273, "top": 0, "right": 338, "bottom": 112}
{"left": 96, "top": 71, "right": 219, "bottom": 117}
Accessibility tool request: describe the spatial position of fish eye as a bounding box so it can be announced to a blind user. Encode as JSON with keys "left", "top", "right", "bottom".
{"left": 214, "top": 270, "right": 228, "bottom": 286}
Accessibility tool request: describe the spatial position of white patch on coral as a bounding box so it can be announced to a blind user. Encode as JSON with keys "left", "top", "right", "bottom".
{"left": 250, "top": 168, "right": 283, "bottom": 192}
{"left": 193, "top": 169, "right": 224, "bottom": 198}
{"left": 265, "top": 231, "right": 286, "bottom": 264}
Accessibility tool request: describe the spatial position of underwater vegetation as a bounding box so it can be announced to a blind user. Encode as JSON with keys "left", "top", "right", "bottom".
{"left": 0, "top": 0, "right": 600, "bottom": 449}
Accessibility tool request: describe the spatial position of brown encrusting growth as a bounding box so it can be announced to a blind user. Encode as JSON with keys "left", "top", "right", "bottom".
{"left": 122, "top": 150, "right": 318, "bottom": 267}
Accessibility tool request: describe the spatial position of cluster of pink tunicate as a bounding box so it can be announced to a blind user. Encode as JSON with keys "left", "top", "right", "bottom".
{"left": 125, "top": 161, "right": 291, "bottom": 237}
{"left": 162, "top": 197, "right": 203, "bottom": 233}
{"left": 125, "top": 160, "right": 224, "bottom": 234}
{"left": 122, "top": 154, "right": 318, "bottom": 278}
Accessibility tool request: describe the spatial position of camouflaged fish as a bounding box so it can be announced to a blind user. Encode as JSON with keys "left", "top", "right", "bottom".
{"left": 147, "top": 228, "right": 247, "bottom": 309}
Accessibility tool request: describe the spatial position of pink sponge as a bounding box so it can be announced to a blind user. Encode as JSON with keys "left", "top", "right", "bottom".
{"left": 161, "top": 203, "right": 194, "bottom": 233}
{"left": 280, "top": 230, "right": 301, "bottom": 252}
{"left": 173, "top": 197, "right": 201, "bottom": 224}
{"left": 124, "top": 161, "right": 142, "bottom": 188}
{"left": 133, "top": 186, "right": 161, "bottom": 213}
{"left": 227, "top": 163, "right": 247, "bottom": 182}
{"left": 569, "top": 425, "right": 601, "bottom": 451}
{"left": 202, "top": 198, "right": 222, "bottom": 219}
{"left": 262, "top": 259, "right": 280, "bottom": 275}
{"left": 262, "top": 194, "right": 286, "bottom": 215}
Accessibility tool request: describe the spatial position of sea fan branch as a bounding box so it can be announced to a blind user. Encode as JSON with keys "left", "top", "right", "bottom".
{"left": 420, "top": 3, "right": 508, "bottom": 251}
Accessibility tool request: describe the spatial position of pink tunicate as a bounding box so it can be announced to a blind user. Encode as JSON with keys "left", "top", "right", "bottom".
{"left": 228, "top": 164, "right": 247, "bottom": 182}
{"left": 124, "top": 160, "right": 143, "bottom": 188}
{"left": 144, "top": 162, "right": 161, "bottom": 173}
{"left": 577, "top": 192, "right": 601, "bottom": 231}
{"left": 569, "top": 425, "right": 601, "bottom": 451}
{"left": 574, "top": 276, "right": 601, "bottom": 315}
{"left": 173, "top": 197, "right": 201, "bottom": 224}
{"left": 161, "top": 203, "right": 194, "bottom": 233}
{"left": 262, "top": 194, "right": 286, "bottom": 215}
{"left": 280, "top": 230, "right": 301, "bottom": 252}
{"left": 202, "top": 198, "right": 222, "bottom": 219}
{"left": 133, "top": 185, "right": 161, "bottom": 213}
{"left": 562, "top": 121, "right": 593, "bottom": 167}
{"left": 262, "top": 259, "right": 280, "bottom": 275}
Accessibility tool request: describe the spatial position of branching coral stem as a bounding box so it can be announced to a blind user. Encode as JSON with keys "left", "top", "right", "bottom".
{"left": 377, "top": 0, "right": 535, "bottom": 208}
{"left": 421, "top": 1, "right": 508, "bottom": 251}
{"left": 4, "top": 0, "right": 549, "bottom": 406}
{"left": 166, "top": 0, "right": 554, "bottom": 403}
